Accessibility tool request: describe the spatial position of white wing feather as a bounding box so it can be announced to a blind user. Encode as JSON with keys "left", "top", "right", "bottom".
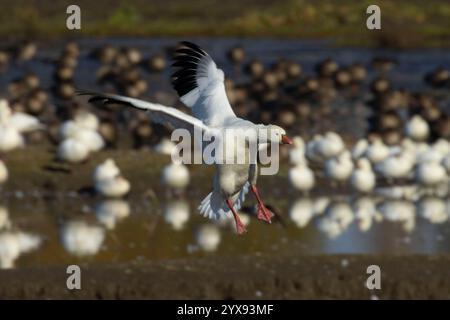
{"left": 79, "top": 92, "right": 209, "bottom": 134}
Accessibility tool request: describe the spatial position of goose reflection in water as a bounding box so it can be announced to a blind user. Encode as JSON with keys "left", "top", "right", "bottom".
{"left": 95, "top": 200, "right": 131, "bottom": 230}
{"left": 0, "top": 206, "right": 41, "bottom": 269}
{"left": 60, "top": 221, "right": 105, "bottom": 257}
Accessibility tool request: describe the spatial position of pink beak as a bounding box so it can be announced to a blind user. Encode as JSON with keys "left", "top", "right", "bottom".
{"left": 281, "top": 135, "right": 293, "bottom": 145}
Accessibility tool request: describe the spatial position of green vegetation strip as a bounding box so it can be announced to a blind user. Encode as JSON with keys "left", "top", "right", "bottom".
{"left": 0, "top": 0, "right": 449, "bottom": 47}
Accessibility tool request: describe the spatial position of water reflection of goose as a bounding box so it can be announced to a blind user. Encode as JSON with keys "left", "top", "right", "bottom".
{"left": 353, "top": 197, "right": 380, "bottom": 232}
{"left": 57, "top": 138, "right": 90, "bottom": 163}
{"left": 163, "top": 200, "right": 190, "bottom": 231}
{"left": 318, "top": 201, "right": 353, "bottom": 238}
{"left": 61, "top": 221, "right": 105, "bottom": 257}
{"left": 195, "top": 224, "right": 221, "bottom": 252}
{"left": 95, "top": 200, "right": 130, "bottom": 230}
{"left": 417, "top": 197, "right": 447, "bottom": 224}
{"left": 161, "top": 161, "right": 190, "bottom": 191}
{"left": 378, "top": 199, "right": 415, "bottom": 232}
{"left": 313, "top": 197, "right": 330, "bottom": 216}
{"left": 0, "top": 231, "right": 41, "bottom": 269}
{"left": 289, "top": 198, "right": 314, "bottom": 228}
{"left": 215, "top": 210, "right": 250, "bottom": 233}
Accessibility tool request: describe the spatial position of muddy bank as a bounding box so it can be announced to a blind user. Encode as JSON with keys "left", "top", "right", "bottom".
{"left": 0, "top": 254, "right": 449, "bottom": 299}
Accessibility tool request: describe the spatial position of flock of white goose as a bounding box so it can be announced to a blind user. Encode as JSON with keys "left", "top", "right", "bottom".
{"left": 289, "top": 115, "right": 450, "bottom": 195}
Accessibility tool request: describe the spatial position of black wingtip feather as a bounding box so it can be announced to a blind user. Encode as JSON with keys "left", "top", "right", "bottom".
{"left": 179, "top": 41, "right": 206, "bottom": 55}
{"left": 170, "top": 41, "right": 208, "bottom": 97}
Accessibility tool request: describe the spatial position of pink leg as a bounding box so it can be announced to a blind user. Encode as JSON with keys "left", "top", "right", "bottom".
{"left": 226, "top": 198, "right": 247, "bottom": 235}
{"left": 251, "top": 185, "right": 274, "bottom": 223}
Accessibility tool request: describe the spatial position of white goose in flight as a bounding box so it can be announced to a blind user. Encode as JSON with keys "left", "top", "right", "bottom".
{"left": 79, "top": 41, "right": 292, "bottom": 234}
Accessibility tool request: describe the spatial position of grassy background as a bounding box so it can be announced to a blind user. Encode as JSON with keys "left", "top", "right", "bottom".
{"left": 0, "top": 0, "right": 449, "bottom": 47}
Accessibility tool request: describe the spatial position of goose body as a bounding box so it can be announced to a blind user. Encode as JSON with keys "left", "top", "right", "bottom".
{"left": 8, "top": 113, "right": 43, "bottom": 133}
{"left": 315, "top": 132, "right": 345, "bottom": 160}
{"left": 352, "top": 139, "right": 368, "bottom": 160}
{"left": 443, "top": 153, "right": 450, "bottom": 173}
{"left": 57, "top": 138, "right": 89, "bottom": 163}
{"left": 375, "top": 151, "right": 415, "bottom": 180}
{"left": 418, "top": 197, "right": 447, "bottom": 224}
{"left": 59, "top": 114, "right": 104, "bottom": 154}
{"left": 153, "top": 138, "right": 176, "bottom": 155}
{"left": 0, "top": 159, "right": 8, "bottom": 184}
{"left": 289, "top": 162, "right": 315, "bottom": 192}
{"left": 325, "top": 151, "right": 354, "bottom": 183}
{"left": 0, "top": 125, "right": 24, "bottom": 152}
{"left": 406, "top": 115, "right": 429, "bottom": 141}
{"left": 74, "top": 111, "right": 99, "bottom": 131}
{"left": 366, "top": 139, "right": 390, "bottom": 164}
{"left": 93, "top": 158, "right": 120, "bottom": 182}
{"left": 350, "top": 158, "right": 376, "bottom": 193}
{"left": 0, "top": 99, "right": 43, "bottom": 134}
{"left": 415, "top": 159, "right": 447, "bottom": 187}
{"left": 72, "top": 129, "right": 105, "bottom": 152}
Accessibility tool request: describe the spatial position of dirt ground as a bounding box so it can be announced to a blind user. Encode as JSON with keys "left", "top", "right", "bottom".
{"left": 0, "top": 254, "right": 449, "bottom": 299}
